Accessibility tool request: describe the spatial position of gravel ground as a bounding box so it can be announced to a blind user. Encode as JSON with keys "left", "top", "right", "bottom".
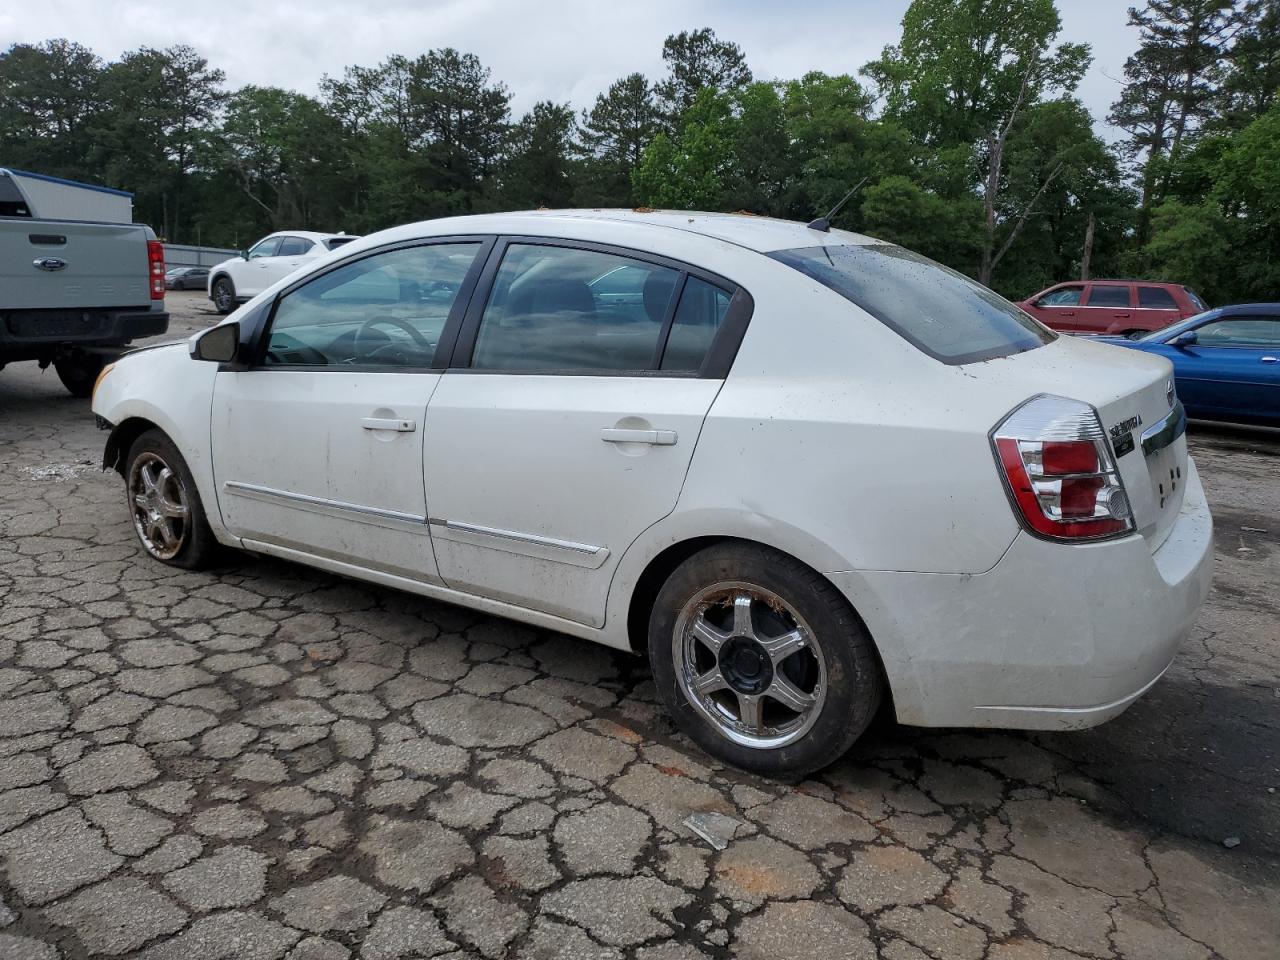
{"left": 0, "top": 290, "right": 1276, "bottom": 959}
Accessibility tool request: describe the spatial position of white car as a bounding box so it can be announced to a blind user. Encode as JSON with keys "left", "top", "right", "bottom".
{"left": 93, "top": 210, "right": 1213, "bottom": 775}
{"left": 208, "top": 231, "right": 358, "bottom": 313}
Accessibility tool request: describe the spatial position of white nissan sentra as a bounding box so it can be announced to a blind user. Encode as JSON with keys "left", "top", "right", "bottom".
{"left": 92, "top": 210, "right": 1213, "bottom": 775}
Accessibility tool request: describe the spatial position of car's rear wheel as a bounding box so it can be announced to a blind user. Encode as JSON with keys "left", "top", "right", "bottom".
{"left": 648, "top": 542, "right": 883, "bottom": 777}
{"left": 211, "top": 276, "right": 236, "bottom": 314}
{"left": 53, "top": 351, "right": 105, "bottom": 398}
{"left": 125, "top": 429, "right": 218, "bottom": 569}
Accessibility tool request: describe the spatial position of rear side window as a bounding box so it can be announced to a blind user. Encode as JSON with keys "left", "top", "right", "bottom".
{"left": 1139, "top": 286, "right": 1178, "bottom": 309}
{"left": 1086, "top": 285, "right": 1131, "bottom": 307}
{"left": 768, "top": 244, "right": 1053, "bottom": 365}
{"left": 278, "top": 237, "right": 313, "bottom": 256}
{"left": 470, "top": 244, "right": 681, "bottom": 372}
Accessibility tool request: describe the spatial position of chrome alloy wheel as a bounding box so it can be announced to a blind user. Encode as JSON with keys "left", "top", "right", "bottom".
{"left": 673, "top": 582, "right": 827, "bottom": 749}
{"left": 128, "top": 452, "right": 190, "bottom": 560}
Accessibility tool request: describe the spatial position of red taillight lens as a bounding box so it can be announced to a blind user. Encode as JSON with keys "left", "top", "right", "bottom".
{"left": 148, "top": 240, "right": 165, "bottom": 300}
{"left": 993, "top": 397, "right": 1134, "bottom": 542}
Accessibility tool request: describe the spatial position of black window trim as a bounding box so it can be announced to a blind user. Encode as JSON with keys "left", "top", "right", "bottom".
{"left": 236, "top": 234, "right": 497, "bottom": 373}
{"left": 444, "top": 234, "right": 753, "bottom": 379}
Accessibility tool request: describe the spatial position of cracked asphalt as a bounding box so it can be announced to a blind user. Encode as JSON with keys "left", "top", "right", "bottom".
{"left": 0, "top": 291, "right": 1277, "bottom": 959}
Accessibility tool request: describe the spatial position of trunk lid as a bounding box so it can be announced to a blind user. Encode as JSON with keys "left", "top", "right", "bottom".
{"left": 958, "top": 335, "right": 1187, "bottom": 551}
{"left": 1, "top": 220, "right": 152, "bottom": 310}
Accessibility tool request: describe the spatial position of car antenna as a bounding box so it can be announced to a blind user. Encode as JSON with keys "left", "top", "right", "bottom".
{"left": 806, "top": 176, "right": 869, "bottom": 233}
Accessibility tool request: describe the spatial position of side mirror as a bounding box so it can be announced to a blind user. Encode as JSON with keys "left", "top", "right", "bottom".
{"left": 240, "top": 249, "right": 250, "bottom": 260}
{"left": 191, "top": 322, "right": 239, "bottom": 363}
{"left": 1172, "top": 330, "right": 1198, "bottom": 348}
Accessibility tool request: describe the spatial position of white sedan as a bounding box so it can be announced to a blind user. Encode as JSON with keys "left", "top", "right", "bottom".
{"left": 208, "top": 230, "right": 358, "bottom": 313}
{"left": 93, "top": 210, "right": 1213, "bottom": 775}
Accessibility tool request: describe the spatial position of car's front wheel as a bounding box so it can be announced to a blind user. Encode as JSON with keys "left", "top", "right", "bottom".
{"left": 648, "top": 542, "right": 883, "bottom": 777}
{"left": 211, "top": 276, "right": 237, "bottom": 314}
{"left": 125, "top": 430, "right": 219, "bottom": 569}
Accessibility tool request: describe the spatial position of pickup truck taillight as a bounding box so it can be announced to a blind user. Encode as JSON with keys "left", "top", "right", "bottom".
{"left": 992, "top": 395, "right": 1134, "bottom": 541}
{"left": 148, "top": 240, "right": 165, "bottom": 299}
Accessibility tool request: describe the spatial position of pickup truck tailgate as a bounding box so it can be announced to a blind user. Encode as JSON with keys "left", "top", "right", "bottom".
{"left": 2, "top": 222, "right": 151, "bottom": 310}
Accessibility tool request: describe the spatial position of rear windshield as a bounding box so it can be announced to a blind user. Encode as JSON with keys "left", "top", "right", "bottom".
{"left": 325, "top": 237, "right": 357, "bottom": 250}
{"left": 1183, "top": 287, "right": 1207, "bottom": 311}
{"left": 0, "top": 174, "right": 32, "bottom": 217}
{"left": 769, "top": 244, "right": 1055, "bottom": 364}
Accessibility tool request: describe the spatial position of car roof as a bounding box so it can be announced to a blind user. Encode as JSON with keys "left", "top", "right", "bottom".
{"left": 264, "top": 230, "right": 353, "bottom": 242}
{"left": 1205, "top": 303, "right": 1280, "bottom": 316}
{"left": 386, "top": 209, "right": 883, "bottom": 254}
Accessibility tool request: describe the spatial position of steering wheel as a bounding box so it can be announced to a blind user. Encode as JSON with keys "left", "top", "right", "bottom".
{"left": 351, "top": 316, "right": 433, "bottom": 361}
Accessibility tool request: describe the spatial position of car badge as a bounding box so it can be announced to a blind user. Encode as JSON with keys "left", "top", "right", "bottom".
{"left": 1108, "top": 414, "right": 1142, "bottom": 458}
{"left": 1166, "top": 379, "right": 1175, "bottom": 408}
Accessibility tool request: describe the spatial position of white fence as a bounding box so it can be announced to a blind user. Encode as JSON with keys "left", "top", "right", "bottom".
{"left": 163, "top": 243, "right": 239, "bottom": 269}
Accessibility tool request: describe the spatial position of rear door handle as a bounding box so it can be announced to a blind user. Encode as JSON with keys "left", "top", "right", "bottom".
{"left": 601, "top": 428, "right": 677, "bottom": 445}
{"left": 361, "top": 417, "right": 416, "bottom": 432}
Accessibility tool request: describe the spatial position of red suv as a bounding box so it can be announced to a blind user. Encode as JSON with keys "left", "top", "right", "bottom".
{"left": 1017, "top": 280, "right": 1207, "bottom": 335}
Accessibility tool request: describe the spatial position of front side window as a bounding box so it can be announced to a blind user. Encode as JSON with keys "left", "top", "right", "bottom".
{"left": 1037, "top": 286, "right": 1083, "bottom": 307}
{"left": 1139, "top": 286, "right": 1178, "bottom": 309}
{"left": 263, "top": 242, "right": 481, "bottom": 368}
{"left": 248, "top": 237, "right": 281, "bottom": 259}
{"left": 769, "top": 243, "right": 1054, "bottom": 365}
{"left": 277, "top": 236, "right": 314, "bottom": 257}
{"left": 470, "top": 244, "right": 681, "bottom": 371}
{"left": 1193, "top": 318, "right": 1280, "bottom": 347}
{"left": 1086, "top": 285, "right": 1131, "bottom": 307}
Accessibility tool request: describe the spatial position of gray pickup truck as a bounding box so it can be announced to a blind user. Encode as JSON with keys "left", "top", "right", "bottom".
{"left": 0, "top": 169, "right": 169, "bottom": 396}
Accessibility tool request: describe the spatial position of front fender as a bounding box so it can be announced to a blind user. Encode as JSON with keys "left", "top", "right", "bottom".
{"left": 92, "top": 345, "right": 226, "bottom": 538}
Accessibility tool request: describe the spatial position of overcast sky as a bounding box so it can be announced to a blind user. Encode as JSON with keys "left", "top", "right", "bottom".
{"left": 1, "top": 0, "right": 1137, "bottom": 139}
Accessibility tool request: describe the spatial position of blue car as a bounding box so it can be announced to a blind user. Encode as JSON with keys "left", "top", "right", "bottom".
{"left": 1099, "top": 304, "right": 1280, "bottom": 426}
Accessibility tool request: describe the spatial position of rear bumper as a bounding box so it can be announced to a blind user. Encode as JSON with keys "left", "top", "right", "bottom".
{"left": 834, "top": 458, "right": 1214, "bottom": 730}
{"left": 0, "top": 308, "right": 168, "bottom": 357}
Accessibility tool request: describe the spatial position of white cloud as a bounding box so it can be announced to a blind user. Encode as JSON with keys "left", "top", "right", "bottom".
{"left": 1, "top": 0, "right": 1136, "bottom": 136}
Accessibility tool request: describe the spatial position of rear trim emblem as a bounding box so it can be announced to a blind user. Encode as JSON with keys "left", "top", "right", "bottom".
{"left": 1108, "top": 414, "right": 1142, "bottom": 458}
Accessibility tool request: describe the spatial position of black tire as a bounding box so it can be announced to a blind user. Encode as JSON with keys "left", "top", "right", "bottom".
{"left": 124, "top": 429, "right": 220, "bottom": 569}
{"left": 211, "top": 276, "right": 237, "bottom": 314}
{"left": 54, "top": 352, "right": 105, "bottom": 398}
{"left": 648, "top": 542, "right": 883, "bottom": 778}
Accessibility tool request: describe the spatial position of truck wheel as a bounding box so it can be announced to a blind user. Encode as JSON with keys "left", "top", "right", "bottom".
{"left": 212, "top": 276, "right": 237, "bottom": 314}
{"left": 54, "top": 352, "right": 105, "bottom": 398}
{"left": 648, "top": 542, "right": 883, "bottom": 778}
{"left": 125, "top": 429, "right": 219, "bottom": 569}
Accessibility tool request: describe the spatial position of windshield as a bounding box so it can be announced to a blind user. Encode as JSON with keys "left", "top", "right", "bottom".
{"left": 769, "top": 244, "right": 1054, "bottom": 364}
{"left": 1137, "top": 310, "right": 1215, "bottom": 342}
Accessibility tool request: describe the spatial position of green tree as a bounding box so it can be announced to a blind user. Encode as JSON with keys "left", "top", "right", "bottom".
{"left": 633, "top": 88, "right": 736, "bottom": 209}
{"left": 576, "top": 72, "right": 661, "bottom": 205}
{"left": 1215, "top": 0, "right": 1280, "bottom": 128}
{"left": 500, "top": 101, "right": 578, "bottom": 208}
{"left": 862, "top": 0, "right": 1089, "bottom": 147}
{"left": 0, "top": 39, "right": 103, "bottom": 178}
{"left": 655, "top": 28, "right": 752, "bottom": 121}
{"left": 1109, "top": 0, "right": 1235, "bottom": 242}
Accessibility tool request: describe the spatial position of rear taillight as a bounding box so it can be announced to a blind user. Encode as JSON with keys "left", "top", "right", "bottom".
{"left": 992, "top": 395, "right": 1134, "bottom": 541}
{"left": 148, "top": 240, "right": 165, "bottom": 299}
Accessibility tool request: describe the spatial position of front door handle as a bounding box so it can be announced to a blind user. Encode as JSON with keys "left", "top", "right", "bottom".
{"left": 361, "top": 417, "right": 416, "bottom": 432}
{"left": 1262, "top": 356, "right": 1278, "bottom": 363}
{"left": 601, "top": 428, "right": 677, "bottom": 446}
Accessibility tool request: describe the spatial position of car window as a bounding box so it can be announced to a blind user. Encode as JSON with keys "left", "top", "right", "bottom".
{"left": 1192, "top": 318, "right": 1280, "bottom": 347}
{"left": 769, "top": 244, "right": 1053, "bottom": 365}
{"left": 1037, "top": 286, "right": 1083, "bottom": 306}
{"left": 470, "top": 244, "right": 681, "bottom": 372}
{"left": 277, "top": 236, "right": 313, "bottom": 257}
{"left": 247, "top": 237, "right": 282, "bottom": 259}
{"left": 1184, "top": 288, "right": 1207, "bottom": 311}
{"left": 1086, "top": 285, "right": 1131, "bottom": 307}
{"left": 661, "top": 277, "right": 732, "bottom": 371}
{"left": 1139, "top": 286, "right": 1178, "bottom": 309}
{"left": 263, "top": 242, "right": 481, "bottom": 368}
